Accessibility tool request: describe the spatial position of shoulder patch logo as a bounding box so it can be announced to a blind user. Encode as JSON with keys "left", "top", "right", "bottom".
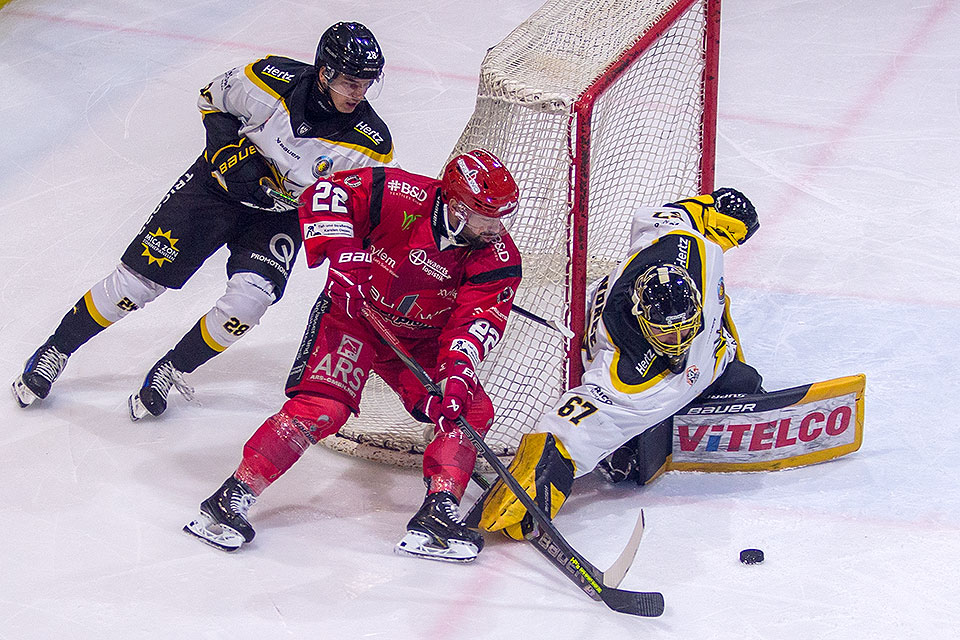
{"left": 313, "top": 156, "right": 334, "bottom": 179}
{"left": 354, "top": 121, "right": 384, "bottom": 146}
{"left": 262, "top": 64, "right": 295, "bottom": 83}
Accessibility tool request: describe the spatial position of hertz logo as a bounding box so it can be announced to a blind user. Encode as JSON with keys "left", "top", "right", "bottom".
{"left": 262, "top": 64, "right": 295, "bottom": 83}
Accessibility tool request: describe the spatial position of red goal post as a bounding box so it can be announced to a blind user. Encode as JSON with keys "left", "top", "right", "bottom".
{"left": 322, "top": 0, "right": 721, "bottom": 469}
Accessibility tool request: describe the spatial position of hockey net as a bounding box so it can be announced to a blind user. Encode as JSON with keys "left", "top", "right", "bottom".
{"left": 322, "top": 0, "right": 720, "bottom": 470}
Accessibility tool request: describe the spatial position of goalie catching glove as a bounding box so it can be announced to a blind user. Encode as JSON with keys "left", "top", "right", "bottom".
{"left": 472, "top": 432, "right": 575, "bottom": 540}
{"left": 671, "top": 187, "right": 759, "bottom": 250}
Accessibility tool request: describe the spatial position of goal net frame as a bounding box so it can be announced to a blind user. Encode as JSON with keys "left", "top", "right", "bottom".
{"left": 321, "top": 0, "right": 721, "bottom": 470}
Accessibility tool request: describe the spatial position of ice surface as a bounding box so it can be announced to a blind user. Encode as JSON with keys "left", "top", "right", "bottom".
{"left": 2, "top": 1, "right": 959, "bottom": 638}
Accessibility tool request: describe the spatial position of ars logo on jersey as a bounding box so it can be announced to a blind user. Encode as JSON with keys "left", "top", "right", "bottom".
{"left": 686, "top": 365, "right": 700, "bottom": 386}
{"left": 337, "top": 335, "right": 363, "bottom": 362}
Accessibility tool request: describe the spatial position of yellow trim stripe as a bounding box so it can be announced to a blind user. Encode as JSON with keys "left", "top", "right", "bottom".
{"left": 317, "top": 136, "right": 395, "bottom": 164}
{"left": 200, "top": 316, "right": 228, "bottom": 352}
{"left": 609, "top": 349, "right": 668, "bottom": 393}
{"left": 244, "top": 61, "right": 284, "bottom": 100}
{"left": 83, "top": 291, "right": 113, "bottom": 328}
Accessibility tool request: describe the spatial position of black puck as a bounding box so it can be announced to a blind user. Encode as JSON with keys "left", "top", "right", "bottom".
{"left": 739, "top": 548, "right": 764, "bottom": 565}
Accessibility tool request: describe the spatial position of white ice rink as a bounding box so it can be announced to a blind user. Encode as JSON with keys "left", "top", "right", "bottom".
{"left": 2, "top": 1, "right": 958, "bottom": 637}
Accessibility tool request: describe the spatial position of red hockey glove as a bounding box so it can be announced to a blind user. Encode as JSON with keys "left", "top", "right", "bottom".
{"left": 437, "top": 356, "right": 479, "bottom": 424}
{"left": 325, "top": 240, "right": 371, "bottom": 319}
{"left": 419, "top": 393, "right": 457, "bottom": 434}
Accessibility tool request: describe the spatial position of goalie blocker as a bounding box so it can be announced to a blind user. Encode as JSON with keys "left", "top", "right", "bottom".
{"left": 609, "top": 374, "right": 865, "bottom": 485}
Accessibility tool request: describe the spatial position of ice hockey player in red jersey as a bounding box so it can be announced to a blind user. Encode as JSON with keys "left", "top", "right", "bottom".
{"left": 184, "top": 150, "right": 522, "bottom": 562}
{"left": 12, "top": 22, "right": 396, "bottom": 420}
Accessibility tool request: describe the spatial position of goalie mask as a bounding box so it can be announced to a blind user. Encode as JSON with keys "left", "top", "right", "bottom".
{"left": 440, "top": 149, "right": 519, "bottom": 245}
{"left": 631, "top": 263, "right": 703, "bottom": 373}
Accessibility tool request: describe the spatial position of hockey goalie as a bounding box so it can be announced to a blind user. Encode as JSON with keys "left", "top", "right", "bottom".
{"left": 475, "top": 188, "right": 865, "bottom": 540}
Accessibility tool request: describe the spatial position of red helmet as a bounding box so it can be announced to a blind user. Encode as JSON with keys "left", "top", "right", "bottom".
{"left": 441, "top": 149, "right": 519, "bottom": 218}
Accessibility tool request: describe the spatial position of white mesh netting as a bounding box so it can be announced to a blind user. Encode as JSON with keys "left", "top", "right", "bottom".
{"left": 322, "top": 0, "right": 715, "bottom": 469}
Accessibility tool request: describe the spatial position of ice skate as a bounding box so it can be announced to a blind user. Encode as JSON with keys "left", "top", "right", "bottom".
{"left": 395, "top": 491, "right": 484, "bottom": 563}
{"left": 129, "top": 354, "right": 193, "bottom": 421}
{"left": 12, "top": 341, "right": 69, "bottom": 407}
{"left": 183, "top": 477, "right": 257, "bottom": 552}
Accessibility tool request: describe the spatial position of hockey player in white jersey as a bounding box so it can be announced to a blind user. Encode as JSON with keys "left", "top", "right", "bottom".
{"left": 12, "top": 22, "right": 396, "bottom": 419}
{"left": 476, "top": 188, "right": 764, "bottom": 540}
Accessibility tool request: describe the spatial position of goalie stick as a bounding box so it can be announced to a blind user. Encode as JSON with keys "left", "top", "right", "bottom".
{"left": 360, "top": 304, "right": 664, "bottom": 617}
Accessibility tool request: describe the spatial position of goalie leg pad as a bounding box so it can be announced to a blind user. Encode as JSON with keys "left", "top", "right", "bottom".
{"left": 477, "top": 432, "right": 575, "bottom": 540}
{"left": 235, "top": 393, "right": 350, "bottom": 494}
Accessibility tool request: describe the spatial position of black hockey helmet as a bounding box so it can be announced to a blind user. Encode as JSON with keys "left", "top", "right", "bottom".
{"left": 631, "top": 263, "right": 702, "bottom": 361}
{"left": 315, "top": 22, "right": 384, "bottom": 80}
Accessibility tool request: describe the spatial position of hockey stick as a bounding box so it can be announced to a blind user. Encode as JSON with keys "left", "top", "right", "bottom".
{"left": 360, "top": 305, "right": 664, "bottom": 617}
{"left": 465, "top": 472, "right": 645, "bottom": 588}
{"left": 511, "top": 304, "right": 575, "bottom": 339}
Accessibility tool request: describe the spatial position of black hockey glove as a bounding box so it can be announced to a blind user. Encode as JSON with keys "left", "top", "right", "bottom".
{"left": 711, "top": 187, "right": 759, "bottom": 243}
{"left": 208, "top": 135, "right": 296, "bottom": 212}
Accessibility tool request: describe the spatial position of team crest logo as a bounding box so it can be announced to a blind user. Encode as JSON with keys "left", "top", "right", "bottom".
{"left": 140, "top": 227, "right": 180, "bottom": 267}
{"left": 498, "top": 286, "right": 515, "bottom": 304}
{"left": 686, "top": 365, "right": 700, "bottom": 386}
{"left": 717, "top": 277, "right": 725, "bottom": 303}
{"left": 344, "top": 174, "right": 363, "bottom": 188}
{"left": 312, "top": 155, "right": 334, "bottom": 179}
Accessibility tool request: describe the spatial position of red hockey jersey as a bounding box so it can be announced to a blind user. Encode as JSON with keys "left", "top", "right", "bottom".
{"left": 299, "top": 166, "right": 522, "bottom": 366}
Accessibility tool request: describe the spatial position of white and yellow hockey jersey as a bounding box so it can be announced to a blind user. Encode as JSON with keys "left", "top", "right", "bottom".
{"left": 198, "top": 55, "right": 396, "bottom": 197}
{"left": 536, "top": 200, "right": 741, "bottom": 475}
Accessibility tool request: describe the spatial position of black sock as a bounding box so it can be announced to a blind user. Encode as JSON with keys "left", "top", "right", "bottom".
{"left": 49, "top": 294, "right": 111, "bottom": 355}
{"left": 166, "top": 319, "right": 223, "bottom": 373}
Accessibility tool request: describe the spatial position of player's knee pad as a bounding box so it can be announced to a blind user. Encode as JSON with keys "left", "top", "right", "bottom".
{"left": 281, "top": 393, "right": 351, "bottom": 443}
{"left": 239, "top": 394, "right": 350, "bottom": 493}
{"left": 201, "top": 272, "right": 277, "bottom": 350}
{"left": 478, "top": 432, "right": 575, "bottom": 540}
{"left": 88, "top": 263, "right": 166, "bottom": 325}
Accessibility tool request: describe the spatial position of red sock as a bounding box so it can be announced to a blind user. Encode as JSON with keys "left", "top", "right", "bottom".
{"left": 235, "top": 394, "right": 350, "bottom": 495}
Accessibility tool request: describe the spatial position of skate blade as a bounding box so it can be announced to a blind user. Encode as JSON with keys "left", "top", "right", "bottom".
{"left": 183, "top": 514, "right": 245, "bottom": 552}
{"left": 128, "top": 393, "right": 150, "bottom": 422}
{"left": 11, "top": 377, "right": 38, "bottom": 408}
{"left": 394, "top": 530, "right": 478, "bottom": 563}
